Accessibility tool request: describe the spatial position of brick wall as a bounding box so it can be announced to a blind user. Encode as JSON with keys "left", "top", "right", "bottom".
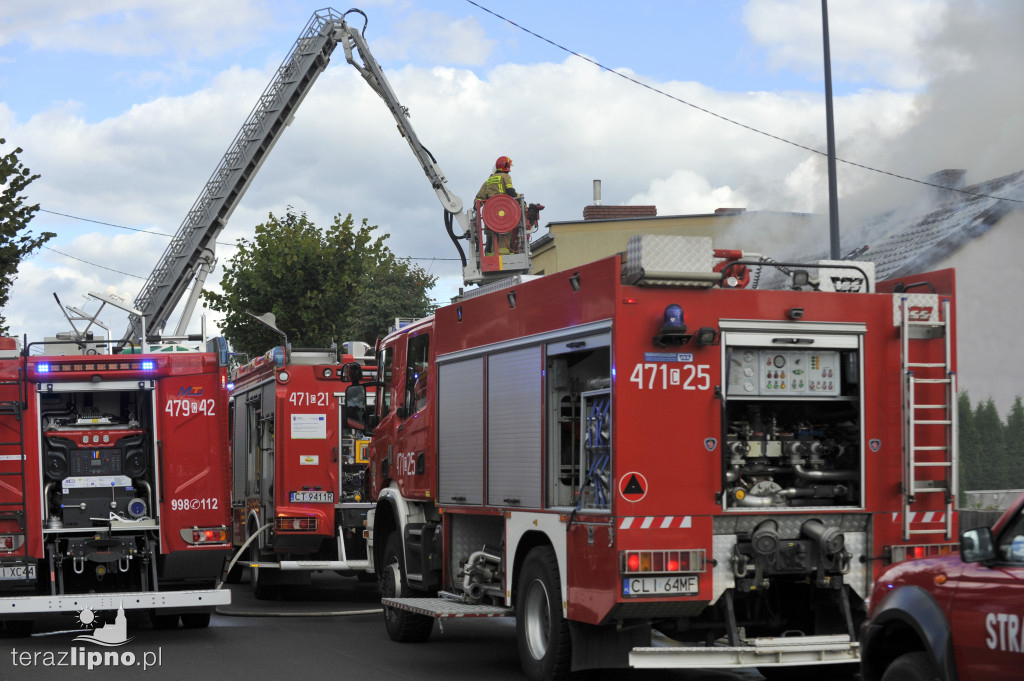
{"left": 582, "top": 205, "right": 657, "bottom": 220}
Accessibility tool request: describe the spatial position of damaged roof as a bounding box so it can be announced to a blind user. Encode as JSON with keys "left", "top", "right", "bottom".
{"left": 853, "top": 170, "right": 1024, "bottom": 280}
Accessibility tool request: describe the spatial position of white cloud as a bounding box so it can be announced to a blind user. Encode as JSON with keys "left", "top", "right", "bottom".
{"left": 5, "top": 0, "right": 1021, "bottom": 350}
{"left": 4, "top": 49, "right": 921, "bottom": 340}
{"left": 0, "top": 0, "right": 276, "bottom": 57}
{"left": 743, "top": 0, "right": 947, "bottom": 90}
{"left": 629, "top": 170, "right": 749, "bottom": 215}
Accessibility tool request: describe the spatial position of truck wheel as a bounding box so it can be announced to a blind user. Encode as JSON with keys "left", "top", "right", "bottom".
{"left": 881, "top": 652, "right": 940, "bottom": 681}
{"left": 5, "top": 620, "right": 33, "bottom": 637}
{"left": 223, "top": 553, "right": 244, "bottom": 584}
{"left": 760, "top": 664, "right": 857, "bottom": 681}
{"left": 250, "top": 540, "right": 276, "bottom": 600}
{"left": 380, "top": 532, "right": 434, "bottom": 642}
{"left": 516, "top": 545, "right": 571, "bottom": 681}
{"left": 151, "top": 613, "right": 180, "bottom": 630}
{"left": 181, "top": 612, "right": 211, "bottom": 629}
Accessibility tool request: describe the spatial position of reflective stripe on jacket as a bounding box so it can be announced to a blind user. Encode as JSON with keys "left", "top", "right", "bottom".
{"left": 476, "top": 172, "right": 515, "bottom": 201}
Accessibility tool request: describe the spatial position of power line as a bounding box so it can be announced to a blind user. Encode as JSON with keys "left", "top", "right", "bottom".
{"left": 38, "top": 213, "right": 459, "bottom": 278}
{"left": 465, "top": 0, "right": 1024, "bottom": 205}
{"left": 42, "top": 245, "right": 147, "bottom": 279}
{"left": 38, "top": 209, "right": 236, "bottom": 246}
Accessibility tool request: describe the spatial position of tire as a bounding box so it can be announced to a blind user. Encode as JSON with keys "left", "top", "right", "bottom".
{"left": 5, "top": 620, "right": 33, "bottom": 637}
{"left": 760, "top": 664, "right": 858, "bottom": 681}
{"left": 181, "top": 612, "right": 211, "bottom": 629}
{"left": 516, "top": 545, "right": 571, "bottom": 681}
{"left": 250, "top": 539, "right": 276, "bottom": 600}
{"left": 151, "top": 612, "right": 180, "bottom": 630}
{"left": 223, "top": 553, "right": 244, "bottom": 584}
{"left": 380, "top": 532, "right": 434, "bottom": 642}
{"left": 881, "top": 651, "right": 940, "bottom": 681}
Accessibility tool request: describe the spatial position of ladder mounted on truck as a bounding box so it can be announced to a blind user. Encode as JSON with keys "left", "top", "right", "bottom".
{"left": 122, "top": 10, "right": 348, "bottom": 345}
{"left": 900, "top": 295, "right": 957, "bottom": 541}
{"left": 122, "top": 8, "right": 534, "bottom": 347}
{"left": 0, "top": 340, "right": 32, "bottom": 582}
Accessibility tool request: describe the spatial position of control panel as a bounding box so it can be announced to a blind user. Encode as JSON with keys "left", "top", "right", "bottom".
{"left": 728, "top": 349, "right": 841, "bottom": 397}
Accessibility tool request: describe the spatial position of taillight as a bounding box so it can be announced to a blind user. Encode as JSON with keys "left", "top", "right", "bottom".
{"left": 179, "top": 527, "right": 228, "bottom": 545}
{"left": 889, "top": 543, "right": 958, "bottom": 563}
{"left": 620, "top": 549, "right": 705, "bottom": 574}
{"left": 274, "top": 516, "right": 318, "bottom": 532}
{"left": 0, "top": 535, "right": 16, "bottom": 550}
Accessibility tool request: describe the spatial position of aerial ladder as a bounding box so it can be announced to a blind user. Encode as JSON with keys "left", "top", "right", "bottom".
{"left": 122, "top": 8, "right": 538, "bottom": 346}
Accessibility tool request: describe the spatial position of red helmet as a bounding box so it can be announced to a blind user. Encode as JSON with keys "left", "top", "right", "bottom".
{"left": 495, "top": 156, "right": 512, "bottom": 172}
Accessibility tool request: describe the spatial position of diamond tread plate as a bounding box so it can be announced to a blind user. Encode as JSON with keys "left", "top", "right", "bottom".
{"left": 382, "top": 597, "right": 512, "bottom": 618}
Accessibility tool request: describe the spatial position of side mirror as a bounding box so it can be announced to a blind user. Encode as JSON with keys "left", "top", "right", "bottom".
{"left": 341, "top": 362, "right": 363, "bottom": 384}
{"left": 343, "top": 384, "right": 370, "bottom": 434}
{"left": 960, "top": 526, "right": 996, "bottom": 563}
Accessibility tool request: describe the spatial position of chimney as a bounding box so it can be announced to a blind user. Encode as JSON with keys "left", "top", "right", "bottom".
{"left": 926, "top": 169, "right": 966, "bottom": 202}
{"left": 583, "top": 180, "right": 656, "bottom": 220}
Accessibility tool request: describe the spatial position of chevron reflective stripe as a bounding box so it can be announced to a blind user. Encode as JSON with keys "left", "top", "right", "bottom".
{"left": 891, "top": 512, "right": 947, "bottom": 523}
{"left": 619, "top": 516, "right": 692, "bottom": 530}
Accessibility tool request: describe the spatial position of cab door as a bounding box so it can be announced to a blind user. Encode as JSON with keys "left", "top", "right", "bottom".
{"left": 949, "top": 504, "right": 1024, "bottom": 680}
{"left": 368, "top": 343, "right": 396, "bottom": 500}
{"left": 392, "top": 331, "right": 433, "bottom": 501}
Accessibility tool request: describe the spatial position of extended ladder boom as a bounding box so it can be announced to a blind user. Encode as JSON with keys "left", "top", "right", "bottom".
{"left": 123, "top": 9, "right": 347, "bottom": 344}
{"left": 330, "top": 12, "right": 532, "bottom": 285}
{"left": 331, "top": 17, "right": 470, "bottom": 232}
{"left": 124, "top": 7, "right": 526, "bottom": 345}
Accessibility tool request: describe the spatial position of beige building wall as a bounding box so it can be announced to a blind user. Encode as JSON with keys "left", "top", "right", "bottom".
{"left": 531, "top": 206, "right": 815, "bottom": 275}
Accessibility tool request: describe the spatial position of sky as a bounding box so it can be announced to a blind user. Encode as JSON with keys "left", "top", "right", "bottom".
{"left": 1, "top": 0, "right": 1022, "bottom": 355}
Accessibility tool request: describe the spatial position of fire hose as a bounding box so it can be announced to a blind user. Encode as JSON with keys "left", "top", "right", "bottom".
{"left": 214, "top": 522, "right": 382, "bottom": 618}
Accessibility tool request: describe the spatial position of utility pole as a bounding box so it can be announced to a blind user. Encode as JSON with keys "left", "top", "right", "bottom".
{"left": 822, "top": 0, "right": 840, "bottom": 259}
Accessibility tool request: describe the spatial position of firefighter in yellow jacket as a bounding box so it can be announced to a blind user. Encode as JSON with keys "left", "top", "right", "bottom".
{"left": 476, "top": 155, "right": 517, "bottom": 201}
{"left": 476, "top": 156, "right": 518, "bottom": 254}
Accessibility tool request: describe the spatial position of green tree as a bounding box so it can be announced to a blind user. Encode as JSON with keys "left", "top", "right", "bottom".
{"left": 341, "top": 252, "right": 439, "bottom": 344}
{"left": 958, "top": 392, "right": 981, "bottom": 492}
{"left": 0, "top": 139, "right": 55, "bottom": 335}
{"left": 1004, "top": 397, "right": 1024, "bottom": 488}
{"left": 973, "top": 398, "right": 1006, "bottom": 490}
{"left": 202, "top": 209, "right": 436, "bottom": 357}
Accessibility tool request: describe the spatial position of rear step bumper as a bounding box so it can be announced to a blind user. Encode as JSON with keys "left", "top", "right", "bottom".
{"left": 0, "top": 588, "right": 230, "bottom": 615}
{"left": 383, "top": 597, "right": 858, "bottom": 669}
{"left": 630, "top": 634, "right": 859, "bottom": 669}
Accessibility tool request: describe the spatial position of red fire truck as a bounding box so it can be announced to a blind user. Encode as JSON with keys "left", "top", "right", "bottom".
{"left": 0, "top": 336, "right": 232, "bottom": 633}
{"left": 225, "top": 342, "right": 375, "bottom": 597}
{"left": 342, "top": 236, "right": 958, "bottom": 679}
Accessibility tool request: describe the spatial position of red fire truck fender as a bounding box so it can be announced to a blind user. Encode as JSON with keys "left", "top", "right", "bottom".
{"left": 505, "top": 512, "right": 569, "bottom": 613}
{"left": 371, "top": 485, "right": 422, "bottom": 567}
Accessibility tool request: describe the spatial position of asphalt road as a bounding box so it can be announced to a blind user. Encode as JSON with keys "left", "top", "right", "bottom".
{"left": 1, "top": 571, "right": 856, "bottom": 681}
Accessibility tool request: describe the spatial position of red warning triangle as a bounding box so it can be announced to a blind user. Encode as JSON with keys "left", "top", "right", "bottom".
{"left": 619, "top": 472, "right": 647, "bottom": 502}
